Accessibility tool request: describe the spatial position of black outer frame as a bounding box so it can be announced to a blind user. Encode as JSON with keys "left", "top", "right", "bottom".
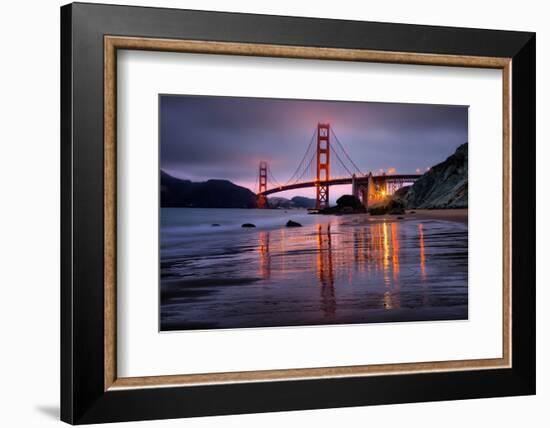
{"left": 60, "top": 2, "right": 535, "bottom": 424}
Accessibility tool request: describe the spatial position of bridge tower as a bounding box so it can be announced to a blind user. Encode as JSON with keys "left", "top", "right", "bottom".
{"left": 316, "top": 123, "right": 331, "bottom": 209}
{"left": 257, "top": 161, "right": 268, "bottom": 208}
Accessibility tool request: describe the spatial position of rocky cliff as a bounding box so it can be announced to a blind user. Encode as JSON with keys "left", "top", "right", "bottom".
{"left": 402, "top": 143, "right": 468, "bottom": 209}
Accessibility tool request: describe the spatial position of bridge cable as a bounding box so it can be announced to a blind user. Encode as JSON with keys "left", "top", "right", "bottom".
{"left": 267, "top": 167, "right": 283, "bottom": 188}
{"left": 284, "top": 129, "right": 317, "bottom": 185}
{"left": 330, "top": 145, "right": 355, "bottom": 177}
{"left": 294, "top": 151, "right": 316, "bottom": 183}
{"left": 330, "top": 128, "right": 364, "bottom": 175}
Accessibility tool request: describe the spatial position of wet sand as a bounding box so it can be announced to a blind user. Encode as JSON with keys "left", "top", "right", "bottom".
{"left": 160, "top": 208, "right": 468, "bottom": 331}
{"left": 404, "top": 208, "right": 468, "bottom": 224}
{"left": 361, "top": 208, "right": 468, "bottom": 225}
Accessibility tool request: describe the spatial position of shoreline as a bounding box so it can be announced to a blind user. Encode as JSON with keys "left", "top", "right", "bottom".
{"left": 160, "top": 207, "right": 468, "bottom": 235}
{"left": 403, "top": 208, "right": 468, "bottom": 224}
{"left": 327, "top": 208, "right": 468, "bottom": 225}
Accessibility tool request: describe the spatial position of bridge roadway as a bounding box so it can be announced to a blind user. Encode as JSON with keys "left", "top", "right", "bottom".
{"left": 259, "top": 174, "right": 422, "bottom": 196}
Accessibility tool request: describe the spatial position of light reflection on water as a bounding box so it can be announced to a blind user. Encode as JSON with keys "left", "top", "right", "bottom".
{"left": 257, "top": 220, "right": 424, "bottom": 316}
{"left": 160, "top": 208, "right": 467, "bottom": 331}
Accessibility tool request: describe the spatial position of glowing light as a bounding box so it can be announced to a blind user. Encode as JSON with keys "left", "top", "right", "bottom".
{"left": 258, "top": 231, "right": 271, "bottom": 279}
{"left": 391, "top": 223, "right": 400, "bottom": 280}
{"left": 382, "top": 222, "right": 390, "bottom": 286}
{"left": 316, "top": 224, "right": 336, "bottom": 317}
{"left": 419, "top": 223, "right": 426, "bottom": 281}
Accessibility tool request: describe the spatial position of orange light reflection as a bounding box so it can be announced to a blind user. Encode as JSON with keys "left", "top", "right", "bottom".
{"left": 419, "top": 223, "right": 426, "bottom": 281}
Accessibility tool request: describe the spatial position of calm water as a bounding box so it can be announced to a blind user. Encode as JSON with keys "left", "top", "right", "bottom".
{"left": 160, "top": 208, "right": 468, "bottom": 331}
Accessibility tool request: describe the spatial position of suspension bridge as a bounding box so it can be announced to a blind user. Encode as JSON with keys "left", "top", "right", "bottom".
{"left": 256, "top": 123, "right": 422, "bottom": 210}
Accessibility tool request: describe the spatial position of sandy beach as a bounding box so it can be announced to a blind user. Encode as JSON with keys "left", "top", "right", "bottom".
{"left": 353, "top": 208, "right": 468, "bottom": 225}
{"left": 403, "top": 208, "right": 468, "bottom": 224}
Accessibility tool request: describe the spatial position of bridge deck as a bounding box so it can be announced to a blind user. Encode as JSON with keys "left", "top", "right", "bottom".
{"left": 259, "top": 174, "right": 421, "bottom": 196}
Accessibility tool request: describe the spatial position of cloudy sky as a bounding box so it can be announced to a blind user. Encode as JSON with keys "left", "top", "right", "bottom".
{"left": 160, "top": 95, "right": 468, "bottom": 202}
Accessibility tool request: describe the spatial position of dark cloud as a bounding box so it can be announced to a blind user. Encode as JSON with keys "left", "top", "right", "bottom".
{"left": 160, "top": 94, "right": 468, "bottom": 193}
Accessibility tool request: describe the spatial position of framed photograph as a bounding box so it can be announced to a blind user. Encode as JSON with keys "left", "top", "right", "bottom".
{"left": 61, "top": 2, "right": 535, "bottom": 424}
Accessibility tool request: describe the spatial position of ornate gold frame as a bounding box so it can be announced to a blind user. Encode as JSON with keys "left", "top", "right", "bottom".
{"left": 103, "top": 36, "right": 512, "bottom": 391}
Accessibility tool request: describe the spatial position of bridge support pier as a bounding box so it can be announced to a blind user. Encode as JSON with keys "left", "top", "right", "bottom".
{"left": 361, "top": 186, "right": 369, "bottom": 210}
{"left": 352, "top": 174, "right": 370, "bottom": 210}
{"left": 355, "top": 173, "right": 375, "bottom": 210}
{"left": 352, "top": 174, "right": 358, "bottom": 200}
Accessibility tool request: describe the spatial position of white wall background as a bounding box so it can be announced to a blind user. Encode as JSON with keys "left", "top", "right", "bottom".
{"left": 0, "top": 0, "right": 546, "bottom": 427}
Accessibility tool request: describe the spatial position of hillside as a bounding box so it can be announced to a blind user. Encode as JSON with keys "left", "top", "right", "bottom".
{"left": 160, "top": 171, "right": 257, "bottom": 208}
{"left": 402, "top": 143, "right": 468, "bottom": 209}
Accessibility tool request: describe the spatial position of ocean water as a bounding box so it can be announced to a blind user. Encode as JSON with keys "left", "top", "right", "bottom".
{"left": 160, "top": 208, "right": 468, "bottom": 331}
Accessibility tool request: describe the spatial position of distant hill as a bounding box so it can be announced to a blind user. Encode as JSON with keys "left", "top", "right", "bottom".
{"left": 291, "top": 196, "right": 317, "bottom": 208}
{"left": 268, "top": 196, "right": 316, "bottom": 209}
{"left": 401, "top": 143, "right": 468, "bottom": 209}
{"left": 160, "top": 171, "right": 257, "bottom": 208}
{"left": 267, "top": 197, "right": 292, "bottom": 209}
